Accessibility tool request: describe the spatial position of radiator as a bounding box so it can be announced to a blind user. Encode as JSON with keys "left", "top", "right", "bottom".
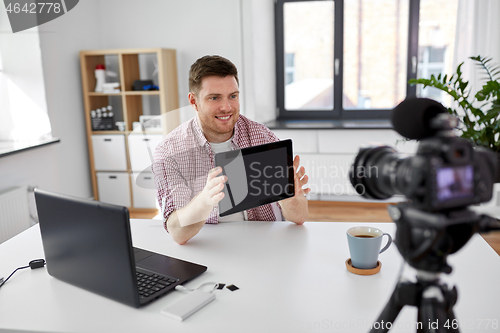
{"left": 300, "top": 154, "right": 357, "bottom": 197}
{"left": 0, "top": 186, "right": 31, "bottom": 243}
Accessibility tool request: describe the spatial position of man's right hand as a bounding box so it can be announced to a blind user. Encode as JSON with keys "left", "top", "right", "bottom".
{"left": 167, "top": 167, "right": 227, "bottom": 244}
{"left": 198, "top": 167, "right": 227, "bottom": 208}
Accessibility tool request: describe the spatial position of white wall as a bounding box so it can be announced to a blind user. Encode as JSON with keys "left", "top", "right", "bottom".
{"left": 0, "top": 0, "right": 102, "bottom": 197}
{"left": 96, "top": 0, "right": 245, "bottom": 124}
{"left": 0, "top": 0, "right": 252, "bottom": 198}
{"left": 86, "top": 0, "right": 278, "bottom": 124}
{"left": 241, "top": 0, "right": 278, "bottom": 123}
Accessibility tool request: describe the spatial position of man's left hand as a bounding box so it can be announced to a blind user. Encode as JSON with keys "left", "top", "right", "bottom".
{"left": 291, "top": 155, "right": 311, "bottom": 198}
{"left": 279, "top": 155, "right": 311, "bottom": 224}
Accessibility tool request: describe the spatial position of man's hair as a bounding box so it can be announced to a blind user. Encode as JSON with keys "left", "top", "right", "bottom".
{"left": 189, "top": 55, "right": 239, "bottom": 96}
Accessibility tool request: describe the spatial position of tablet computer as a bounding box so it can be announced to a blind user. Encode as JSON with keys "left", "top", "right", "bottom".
{"left": 214, "top": 139, "right": 294, "bottom": 217}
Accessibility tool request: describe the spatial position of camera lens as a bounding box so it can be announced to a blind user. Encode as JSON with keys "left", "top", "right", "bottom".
{"left": 349, "top": 145, "right": 409, "bottom": 200}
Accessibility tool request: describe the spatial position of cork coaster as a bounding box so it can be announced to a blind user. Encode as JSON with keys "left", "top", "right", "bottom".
{"left": 345, "top": 258, "right": 381, "bottom": 275}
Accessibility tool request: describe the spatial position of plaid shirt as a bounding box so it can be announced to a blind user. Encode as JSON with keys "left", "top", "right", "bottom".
{"left": 152, "top": 115, "right": 280, "bottom": 229}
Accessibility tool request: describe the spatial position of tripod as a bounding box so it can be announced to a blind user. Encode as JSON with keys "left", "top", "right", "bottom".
{"left": 370, "top": 269, "right": 458, "bottom": 333}
{"left": 370, "top": 203, "right": 500, "bottom": 333}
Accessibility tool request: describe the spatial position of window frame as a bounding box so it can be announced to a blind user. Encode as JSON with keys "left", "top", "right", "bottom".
{"left": 275, "top": 0, "right": 420, "bottom": 121}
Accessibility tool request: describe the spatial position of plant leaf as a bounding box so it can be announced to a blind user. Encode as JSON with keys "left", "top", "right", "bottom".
{"left": 409, "top": 56, "right": 500, "bottom": 151}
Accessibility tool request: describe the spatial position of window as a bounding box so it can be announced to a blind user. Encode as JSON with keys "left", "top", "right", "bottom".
{"left": 275, "top": 0, "right": 458, "bottom": 120}
{"left": 282, "top": 1, "right": 334, "bottom": 112}
{"left": 285, "top": 53, "right": 296, "bottom": 85}
{"left": 0, "top": 17, "right": 52, "bottom": 142}
{"left": 416, "top": 46, "right": 446, "bottom": 101}
{"left": 415, "top": 0, "right": 458, "bottom": 107}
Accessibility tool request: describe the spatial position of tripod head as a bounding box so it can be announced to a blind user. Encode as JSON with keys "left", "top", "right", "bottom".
{"left": 387, "top": 203, "right": 500, "bottom": 274}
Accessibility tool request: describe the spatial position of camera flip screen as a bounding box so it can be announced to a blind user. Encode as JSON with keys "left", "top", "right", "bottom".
{"left": 436, "top": 165, "right": 474, "bottom": 202}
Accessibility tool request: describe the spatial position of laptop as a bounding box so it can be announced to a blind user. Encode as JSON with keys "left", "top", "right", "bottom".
{"left": 215, "top": 139, "right": 294, "bottom": 217}
{"left": 34, "top": 189, "right": 207, "bottom": 308}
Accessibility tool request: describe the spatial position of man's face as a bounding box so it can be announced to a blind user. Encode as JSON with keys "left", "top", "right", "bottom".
{"left": 189, "top": 75, "right": 240, "bottom": 143}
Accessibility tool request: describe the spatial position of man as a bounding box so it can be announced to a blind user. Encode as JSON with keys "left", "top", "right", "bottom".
{"left": 153, "top": 55, "right": 310, "bottom": 245}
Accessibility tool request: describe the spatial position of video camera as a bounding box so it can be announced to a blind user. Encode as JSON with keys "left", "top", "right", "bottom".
{"left": 348, "top": 97, "right": 500, "bottom": 333}
{"left": 349, "top": 97, "right": 497, "bottom": 212}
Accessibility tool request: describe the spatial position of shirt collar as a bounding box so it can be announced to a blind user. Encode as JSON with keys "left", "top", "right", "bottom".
{"left": 192, "top": 114, "right": 245, "bottom": 148}
{"left": 233, "top": 115, "right": 243, "bottom": 143}
{"left": 193, "top": 116, "right": 209, "bottom": 148}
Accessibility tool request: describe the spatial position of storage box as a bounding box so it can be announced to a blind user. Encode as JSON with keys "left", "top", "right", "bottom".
{"left": 131, "top": 172, "right": 158, "bottom": 209}
{"left": 128, "top": 134, "right": 163, "bottom": 172}
{"left": 92, "top": 135, "right": 128, "bottom": 171}
{"left": 97, "top": 172, "right": 131, "bottom": 207}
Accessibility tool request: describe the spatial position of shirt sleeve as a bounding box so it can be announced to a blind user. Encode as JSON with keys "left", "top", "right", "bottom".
{"left": 152, "top": 142, "right": 219, "bottom": 230}
{"left": 152, "top": 153, "right": 192, "bottom": 231}
{"left": 268, "top": 129, "right": 280, "bottom": 143}
{"left": 260, "top": 124, "right": 280, "bottom": 144}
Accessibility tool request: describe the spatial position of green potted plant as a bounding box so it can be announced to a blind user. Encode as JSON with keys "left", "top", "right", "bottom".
{"left": 409, "top": 55, "right": 500, "bottom": 153}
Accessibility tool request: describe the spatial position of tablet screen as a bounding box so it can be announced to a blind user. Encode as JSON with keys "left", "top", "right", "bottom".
{"left": 214, "top": 139, "right": 294, "bottom": 217}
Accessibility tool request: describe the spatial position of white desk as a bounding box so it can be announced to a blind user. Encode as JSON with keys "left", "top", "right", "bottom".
{"left": 1, "top": 220, "right": 499, "bottom": 333}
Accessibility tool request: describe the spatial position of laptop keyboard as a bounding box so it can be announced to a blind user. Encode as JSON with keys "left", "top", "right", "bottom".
{"left": 136, "top": 271, "right": 178, "bottom": 299}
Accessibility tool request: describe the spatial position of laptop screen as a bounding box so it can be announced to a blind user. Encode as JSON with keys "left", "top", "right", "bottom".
{"left": 215, "top": 139, "right": 294, "bottom": 217}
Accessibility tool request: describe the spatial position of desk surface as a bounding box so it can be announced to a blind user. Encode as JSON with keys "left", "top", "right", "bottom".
{"left": 1, "top": 220, "right": 499, "bottom": 333}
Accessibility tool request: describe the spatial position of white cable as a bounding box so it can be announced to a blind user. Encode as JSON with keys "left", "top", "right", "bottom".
{"left": 175, "top": 285, "right": 194, "bottom": 293}
{"left": 175, "top": 282, "right": 220, "bottom": 294}
{"left": 196, "top": 282, "right": 219, "bottom": 293}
